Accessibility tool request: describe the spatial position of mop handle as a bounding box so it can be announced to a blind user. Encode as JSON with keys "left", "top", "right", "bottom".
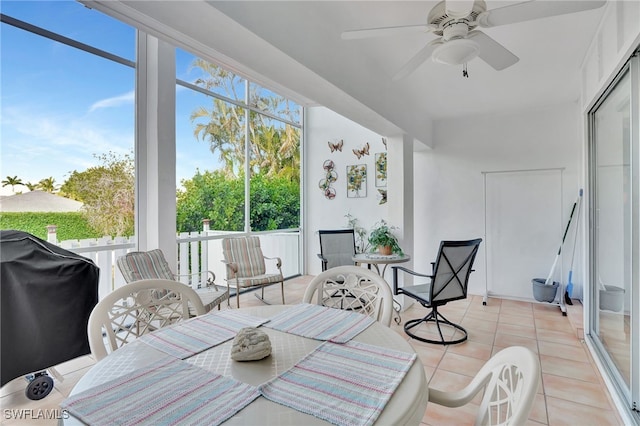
{"left": 569, "top": 189, "right": 584, "bottom": 266}
{"left": 544, "top": 190, "right": 581, "bottom": 285}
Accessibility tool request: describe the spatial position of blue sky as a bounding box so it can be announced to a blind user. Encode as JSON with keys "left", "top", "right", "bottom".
{"left": 0, "top": 0, "right": 222, "bottom": 195}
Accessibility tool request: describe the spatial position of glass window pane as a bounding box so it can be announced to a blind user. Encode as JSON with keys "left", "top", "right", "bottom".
{"left": 1, "top": 12, "right": 135, "bottom": 240}
{"left": 1, "top": 1, "right": 135, "bottom": 61}
{"left": 176, "top": 48, "right": 246, "bottom": 102}
{"left": 249, "top": 82, "right": 301, "bottom": 124}
{"left": 176, "top": 79, "right": 246, "bottom": 233}
{"left": 249, "top": 112, "right": 300, "bottom": 231}
{"left": 592, "top": 70, "right": 632, "bottom": 390}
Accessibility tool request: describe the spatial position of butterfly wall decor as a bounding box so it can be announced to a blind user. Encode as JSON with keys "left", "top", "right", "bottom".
{"left": 352, "top": 142, "right": 370, "bottom": 159}
{"left": 378, "top": 188, "right": 387, "bottom": 205}
{"left": 328, "top": 139, "right": 343, "bottom": 153}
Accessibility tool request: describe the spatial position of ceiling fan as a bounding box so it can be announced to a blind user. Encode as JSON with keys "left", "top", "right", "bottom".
{"left": 341, "top": 0, "right": 606, "bottom": 79}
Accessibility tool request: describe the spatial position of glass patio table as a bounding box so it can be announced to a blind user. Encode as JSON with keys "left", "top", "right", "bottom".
{"left": 353, "top": 253, "right": 411, "bottom": 277}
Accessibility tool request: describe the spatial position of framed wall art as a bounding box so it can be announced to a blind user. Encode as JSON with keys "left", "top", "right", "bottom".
{"left": 347, "top": 164, "right": 367, "bottom": 198}
{"left": 375, "top": 152, "right": 387, "bottom": 187}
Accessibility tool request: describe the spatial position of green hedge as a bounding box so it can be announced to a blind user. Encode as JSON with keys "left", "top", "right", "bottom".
{"left": 0, "top": 212, "right": 102, "bottom": 241}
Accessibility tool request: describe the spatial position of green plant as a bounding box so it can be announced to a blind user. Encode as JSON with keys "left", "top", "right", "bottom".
{"left": 367, "top": 220, "right": 403, "bottom": 255}
{"left": 344, "top": 213, "right": 368, "bottom": 253}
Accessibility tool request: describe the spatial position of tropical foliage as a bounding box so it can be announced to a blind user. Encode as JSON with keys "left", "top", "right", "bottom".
{"left": 176, "top": 170, "right": 299, "bottom": 233}
{"left": 60, "top": 152, "right": 135, "bottom": 237}
{"left": 190, "top": 59, "right": 300, "bottom": 182}
{"left": 1, "top": 175, "right": 57, "bottom": 193}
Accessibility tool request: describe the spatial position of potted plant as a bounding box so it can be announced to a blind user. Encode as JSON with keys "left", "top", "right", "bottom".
{"left": 368, "top": 220, "right": 403, "bottom": 255}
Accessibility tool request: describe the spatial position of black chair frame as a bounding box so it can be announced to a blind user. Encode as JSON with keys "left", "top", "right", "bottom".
{"left": 393, "top": 239, "right": 482, "bottom": 345}
{"left": 317, "top": 229, "right": 357, "bottom": 271}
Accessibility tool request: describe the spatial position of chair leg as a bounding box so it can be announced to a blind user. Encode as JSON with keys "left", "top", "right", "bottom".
{"left": 281, "top": 281, "right": 285, "bottom": 304}
{"left": 403, "top": 305, "right": 467, "bottom": 345}
{"left": 236, "top": 283, "right": 241, "bottom": 309}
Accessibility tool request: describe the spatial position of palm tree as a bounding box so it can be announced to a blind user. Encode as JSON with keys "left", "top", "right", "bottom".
{"left": 24, "top": 182, "right": 38, "bottom": 191}
{"left": 1, "top": 176, "right": 24, "bottom": 193}
{"left": 190, "top": 60, "right": 300, "bottom": 181}
{"left": 37, "top": 177, "right": 59, "bottom": 193}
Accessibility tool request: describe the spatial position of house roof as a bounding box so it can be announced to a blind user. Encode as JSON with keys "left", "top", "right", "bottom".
{"left": 0, "top": 191, "right": 83, "bottom": 213}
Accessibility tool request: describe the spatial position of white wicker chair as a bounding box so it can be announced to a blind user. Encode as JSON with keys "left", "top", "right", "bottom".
{"left": 428, "top": 346, "right": 541, "bottom": 426}
{"left": 87, "top": 279, "right": 206, "bottom": 361}
{"left": 303, "top": 265, "right": 394, "bottom": 326}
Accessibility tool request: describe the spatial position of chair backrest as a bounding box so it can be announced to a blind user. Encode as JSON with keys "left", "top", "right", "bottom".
{"left": 318, "top": 229, "right": 357, "bottom": 271}
{"left": 87, "top": 279, "right": 206, "bottom": 361}
{"left": 431, "top": 239, "right": 482, "bottom": 305}
{"left": 430, "top": 346, "right": 540, "bottom": 426}
{"left": 221, "top": 236, "right": 266, "bottom": 277}
{"left": 117, "top": 249, "right": 175, "bottom": 283}
{"left": 302, "top": 265, "right": 394, "bottom": 326}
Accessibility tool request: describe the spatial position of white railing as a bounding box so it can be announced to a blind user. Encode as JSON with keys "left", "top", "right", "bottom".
{"left": 55, "top": 228, "right": 301, "bottom": 302}
{"left": 58, "top": 236, "right": 136, "bottom": 301}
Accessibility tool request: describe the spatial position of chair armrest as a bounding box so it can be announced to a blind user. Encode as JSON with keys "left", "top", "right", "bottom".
{"left": 221, "top": 259, "right": 238, "bottom": 276}
{"left": 173, "top": 270, "right": 219, "bottom": 290}
{"left": 391, "top": 266, "right": 433, "bottom": 296}
{"left": 317, "top": 254, "right": 328, "bottom": 271}
{"left": 392, "top": 266, "right": 432, "bottom": 279}
{"left": 427, "top": 370, "right": 492, "bottom": 408}
{"left": 264, "top": 256, "right": 282, "bottom": 269}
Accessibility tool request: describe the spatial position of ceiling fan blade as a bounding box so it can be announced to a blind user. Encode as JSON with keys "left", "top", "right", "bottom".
{"left": 445, "top": 0, "right": 475, "bottom": 19}
{"left": 392, "top": 40, "right": 441, "bottom": 81}
{"left": 341, "top": 24, "right": 430, "bottom": 40}
{"left": 479, "top": 0, "right": 606, "bottom": 28}
{"left": 468, "top": 31, "right": 519, "bottom": 70}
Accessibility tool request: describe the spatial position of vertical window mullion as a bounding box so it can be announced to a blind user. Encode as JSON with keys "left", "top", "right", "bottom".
{"left": 244, "top": 80, "right": 251, "bottom": 233}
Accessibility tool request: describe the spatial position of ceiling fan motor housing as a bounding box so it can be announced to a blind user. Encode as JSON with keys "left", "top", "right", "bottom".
{"left": 428, "top": 0, "right": 487, "bottom": 36}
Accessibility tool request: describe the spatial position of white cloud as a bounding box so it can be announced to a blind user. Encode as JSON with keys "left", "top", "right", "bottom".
{"left": 89, "top": 91, "right": 135, "bottom": 112}
{"left": 0, "top": 106, "right": 133, "bottom": 185}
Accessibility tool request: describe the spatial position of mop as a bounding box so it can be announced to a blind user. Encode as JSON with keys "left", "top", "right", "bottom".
{"left": 564, "top": 189, "right": 583, "bottom": 304}
{"left": 543, "top": 189, "right": 583, "bottom": 292}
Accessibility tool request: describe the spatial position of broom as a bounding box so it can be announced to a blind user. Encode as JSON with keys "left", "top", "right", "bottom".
{"left": 564, "top": 189, "right": 583, "bottom": 304}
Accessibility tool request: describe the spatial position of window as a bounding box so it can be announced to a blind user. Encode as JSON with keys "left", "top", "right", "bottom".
{"left": 0, "top": 1, "right": 135, "bottom": 242}
{"left": 175, "top": 49, "right": 302, "bottom": 234}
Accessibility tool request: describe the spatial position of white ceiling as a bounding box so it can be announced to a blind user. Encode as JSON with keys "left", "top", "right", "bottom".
{"left": 98, "top": 1, "right": 607, "bottom": 145}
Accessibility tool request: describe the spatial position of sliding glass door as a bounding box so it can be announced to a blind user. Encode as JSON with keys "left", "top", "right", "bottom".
{"left": 588, "top": 52, "right": 639, "bottom": 418}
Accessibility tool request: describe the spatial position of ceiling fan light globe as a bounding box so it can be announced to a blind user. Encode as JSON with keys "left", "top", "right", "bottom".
{"left": 431, "top": 38, "right": 479, "bottom": 65}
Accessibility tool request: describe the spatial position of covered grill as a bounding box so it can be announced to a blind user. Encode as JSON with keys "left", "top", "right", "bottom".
{"left": 1, "top": 230, "right": 99, "bottom": 399}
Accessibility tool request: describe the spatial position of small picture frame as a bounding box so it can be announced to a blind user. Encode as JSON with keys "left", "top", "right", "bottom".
{"left": 347, "top": 164, "right": 367, "bottom": 198}
{"left": 375, "top": 152, "right": 387, "bottom": 187}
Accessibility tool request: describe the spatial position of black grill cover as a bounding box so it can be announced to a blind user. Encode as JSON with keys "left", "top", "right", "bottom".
{"left": 1, "top": 230, "right": 99, "bottom": 387}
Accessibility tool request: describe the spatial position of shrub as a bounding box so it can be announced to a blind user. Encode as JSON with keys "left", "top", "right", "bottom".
{"left": 0, "top": 212, "right": 102, "bottom": 241}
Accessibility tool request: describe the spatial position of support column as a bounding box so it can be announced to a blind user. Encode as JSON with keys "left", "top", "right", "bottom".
{"left": 387, "top": 133, "right": 414, "bottom": 309}
{"left": 136, "top": 34, "right": 177, "bottom": 266}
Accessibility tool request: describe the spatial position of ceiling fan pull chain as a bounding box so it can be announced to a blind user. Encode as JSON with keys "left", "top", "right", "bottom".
{"left": 462, "top": 63, "right": 469, "bottom": 78}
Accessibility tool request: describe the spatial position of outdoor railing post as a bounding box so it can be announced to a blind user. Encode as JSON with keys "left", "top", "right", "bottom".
{"left": 46, "top": 225, "right": 57, "bottom": 244}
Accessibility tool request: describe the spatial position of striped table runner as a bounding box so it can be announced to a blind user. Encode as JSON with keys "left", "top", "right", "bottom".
{"left": 259, "top": 340, "right": 416, "bottom": 426}
{"left": 61, "top": 357, "right": 259, "bottom": 426}
{"left": 264, "top": 303, "right": 375, "bottom": 343}
{"left": 138, "top": 309, "right": 269, "bottom": 359}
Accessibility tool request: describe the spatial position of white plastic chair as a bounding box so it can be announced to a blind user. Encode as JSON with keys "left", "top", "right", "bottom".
{"left": 303, "top": 265, "right": 394, "bottom": 326}
{"left": 428, "top": 346, "right": 541, "bottom": 426}
{"left": 87, "top": 279, "right": 206, "bottom": 361}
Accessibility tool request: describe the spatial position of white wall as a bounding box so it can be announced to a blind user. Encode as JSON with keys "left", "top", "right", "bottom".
{"left": 416, "top": 103, "right": 583, "bottom": 299}
{"left": 304, "top": 106, "right": 388, "bottom": 276}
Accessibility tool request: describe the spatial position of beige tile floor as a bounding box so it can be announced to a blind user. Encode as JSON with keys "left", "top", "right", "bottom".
{"left": 0, "top": 275, "right": 624, "bottom": 425}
